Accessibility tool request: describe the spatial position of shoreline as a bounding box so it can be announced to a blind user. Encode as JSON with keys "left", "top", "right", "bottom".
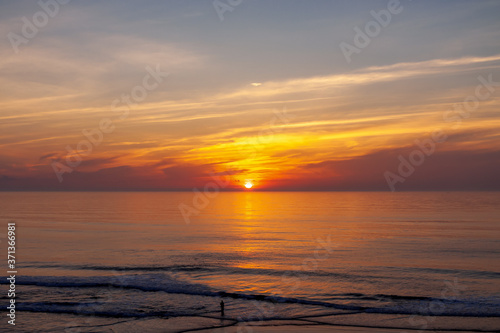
{"left": 13, "top": 312, "right": 500, "bottom": 332}
{"left": 196, "top": 321, "right": 497, "bottom": 333}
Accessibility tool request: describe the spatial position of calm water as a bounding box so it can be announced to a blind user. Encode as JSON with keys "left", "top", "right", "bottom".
{"left": 0, "top": 192, "right": 499, "bottom": 332}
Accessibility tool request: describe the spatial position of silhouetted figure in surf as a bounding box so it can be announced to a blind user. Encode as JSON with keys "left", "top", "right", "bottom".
{"left": 220, "top": 300, "right": 225, "bottom": 316}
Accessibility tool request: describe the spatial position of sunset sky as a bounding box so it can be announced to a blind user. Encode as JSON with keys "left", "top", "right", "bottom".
{"left": 1, "top": 0, "right": 499, "bottom": 191}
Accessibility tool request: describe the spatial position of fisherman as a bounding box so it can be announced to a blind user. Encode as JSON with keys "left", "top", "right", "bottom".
{"left": 220, "top": 299, "right": 225, "bottom": 316}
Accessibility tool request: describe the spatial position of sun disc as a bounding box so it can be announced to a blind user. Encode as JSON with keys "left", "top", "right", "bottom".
{"left": 244, "top": 182, "right": 253, "bottom": 189}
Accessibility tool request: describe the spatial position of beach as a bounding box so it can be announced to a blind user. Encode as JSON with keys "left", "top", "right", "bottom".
{"left": 14, "top": 312, "right": 500, "bottom": 332}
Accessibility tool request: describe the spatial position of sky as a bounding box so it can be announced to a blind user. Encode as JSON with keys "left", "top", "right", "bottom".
{"left": 1, "top": 0, "right": 500, "bottom": 191}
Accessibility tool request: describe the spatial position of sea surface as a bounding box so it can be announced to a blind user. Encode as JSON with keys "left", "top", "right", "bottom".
{"left": 0, "top": 191, "right": 499, "bottom": 332}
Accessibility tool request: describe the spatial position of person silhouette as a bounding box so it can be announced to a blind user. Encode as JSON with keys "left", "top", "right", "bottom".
{"left": 220, "top": 300, "right": 225, "bottom": 316}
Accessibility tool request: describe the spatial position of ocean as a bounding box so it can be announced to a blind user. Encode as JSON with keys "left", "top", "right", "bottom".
{"left": 0, "top": 191, "right": 499, "bottom": 332}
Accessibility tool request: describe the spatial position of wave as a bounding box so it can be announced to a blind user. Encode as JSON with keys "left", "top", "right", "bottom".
{"left": 22, "top": 262, "right": 500, "bottom": 280}
{"left": 5, "top": 273, "right": 215, "bottom": 297}
{"left": 14, "top": 302, "right": 183, "bottom": 318}
{"left": 3, "top": 274, "right": 500, "bottom": 318}
{"left": 21, "top": 263, "right": 369, "bottom": 280}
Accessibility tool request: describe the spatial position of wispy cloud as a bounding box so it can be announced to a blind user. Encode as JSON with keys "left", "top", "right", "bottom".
{"left": 1, "top": 0, "right": 499, "bottom": 190}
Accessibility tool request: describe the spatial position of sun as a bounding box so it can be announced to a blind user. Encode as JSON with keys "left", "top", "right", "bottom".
{"left": 244, "top": 181, "right": 253, "bottom": 189}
